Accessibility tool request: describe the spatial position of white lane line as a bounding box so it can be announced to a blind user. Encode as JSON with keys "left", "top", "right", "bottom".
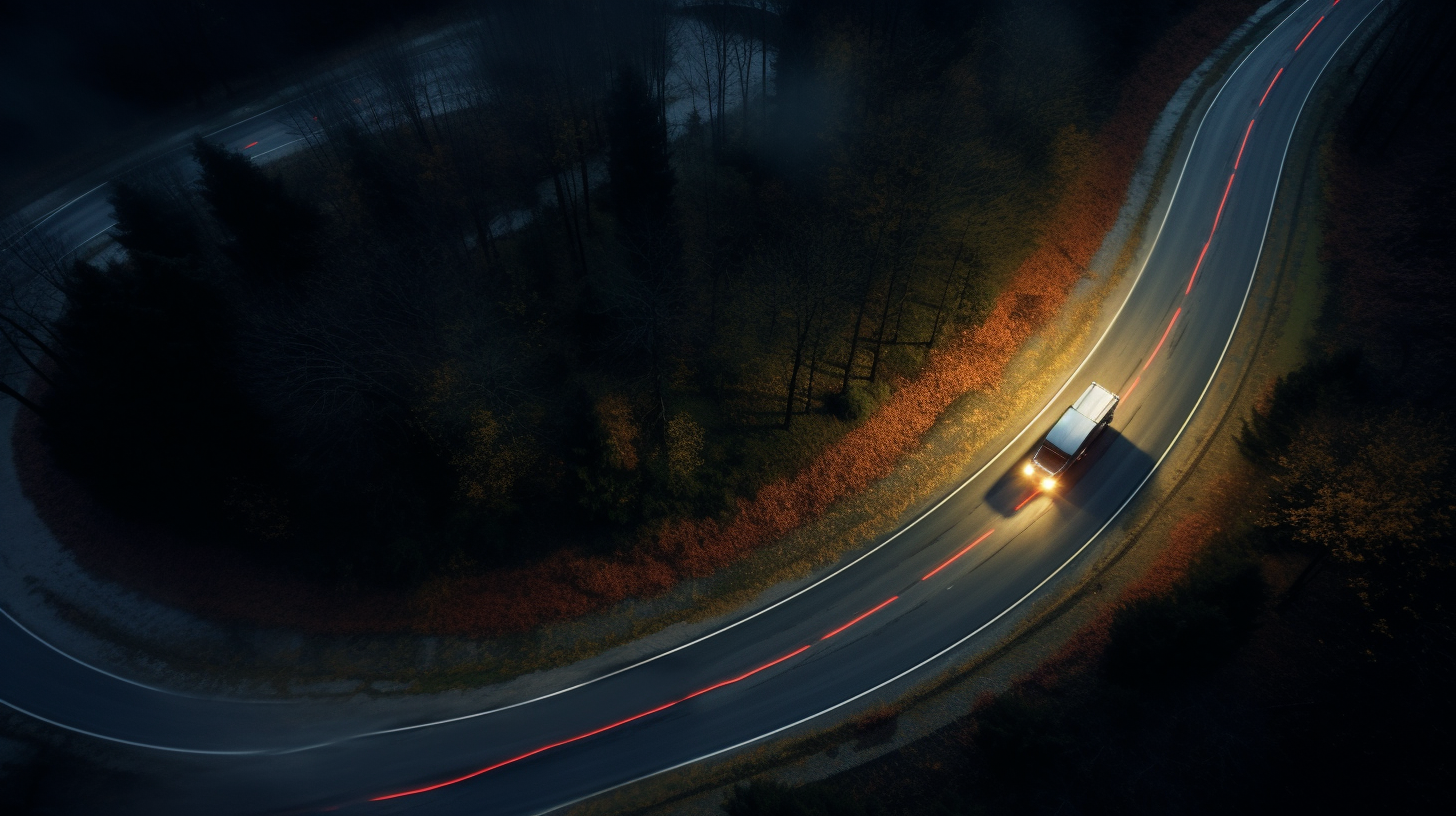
{"left": 302, "top": 0, "right": 1310, "bottom": 747}
{"left": 201, "top": 103, "right": 291, "bottom": 139}
{"left": 2, "top": 182, "right": 110, "bottom": 249}
{"left": 534, "top": 3, "right": 1383, "bottom": 813}
{"left": 58, "top": 223, "right": 117, "bottom": 259}
{"left": 0, "top": 695, "right": 267, "bottom": 756}
{"left": 0, "top": 0, "right": 1313, "bottom": 756}
{"left": 249, "top": 138, "right": 307, "bottom": 161}
{"left": 0, "top": 603, "right": 284, "bottom": 703}
{"left": 4, "top": 102, "right": 288, "bottom": 246}
{"left": 44, "top": 134, "right": 308, "bottom": 257}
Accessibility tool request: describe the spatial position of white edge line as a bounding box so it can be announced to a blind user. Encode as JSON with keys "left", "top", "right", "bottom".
{"left": 0, "top": 605, "right": 193, "bottom": 697}
{"left": 3, "top": 100, "right": 289, "bottom": 246}
{"left": 2, "top": 182, "right": 110, "bottom": 248}
{"left": 0, "top": 694, "right": 264, "bottom": 756}
{"left": 301, "top": 0, "right": 1310, "bottom": 747}
{"left": 530, "top": 3, "right": 1383, "bottom": 813}
{"left": 58, "top": 224, "right": 117, "bottom": 259}
{"left": 0, "top": 0, "right": 1311, "bottom": 755}
{"left": 201, "top": 103, "right": 291, "bottom": 139}
{"left": 249, "top": 138, "right": 308, "bottom": 161}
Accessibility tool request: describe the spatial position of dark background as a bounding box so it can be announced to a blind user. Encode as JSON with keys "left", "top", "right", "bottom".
{"left": 0, "top": 0, "right": 458, "bottom": 207}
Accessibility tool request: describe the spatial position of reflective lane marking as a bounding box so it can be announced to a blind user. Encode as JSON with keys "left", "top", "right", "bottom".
{"left": 0, "top": 0, "right": 1340, "bottom": 764}
{"left": 376, "top": 588, "right": 905, "bottom": 800}
{"left": 59, "top": 223, "right": 118, "bottom": 259}
{"left": 545, "top": 14, "right": 1388, "bottom": 813}
{"left": 0, "top": 181, "right": 109, "bottom": 250}
{"left": 922, "top": 530, "right": 995, "bottom": 581}
{"left": 248, "top": 137, "right": 305, "bottom": 160}
{"left": 821, "top": 597, "right": 899, "bottom": 640}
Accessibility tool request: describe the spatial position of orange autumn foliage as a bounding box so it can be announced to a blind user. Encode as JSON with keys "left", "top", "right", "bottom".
{"left": 15, "top": 0, "right": 1261, "bottom": 637}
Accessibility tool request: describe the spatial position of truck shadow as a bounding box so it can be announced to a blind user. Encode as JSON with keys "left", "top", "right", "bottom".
{"left": 982, "top": 439, "right": 1054, "bottom": 516}
{"left": 983, "top": 429, "right": 1152, "bottom": 516}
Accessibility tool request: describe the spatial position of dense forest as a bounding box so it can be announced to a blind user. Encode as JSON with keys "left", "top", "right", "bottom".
{"left": 2, "top": 0, "right": 1206, "bottom": 587}
{"left": 718, "top": 1, "right": 1456, "bottom": 813}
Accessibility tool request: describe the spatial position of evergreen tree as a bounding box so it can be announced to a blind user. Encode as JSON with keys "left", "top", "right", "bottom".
{"left": 608, "top": 65, "right": 675, "bottom": 235}
{"left": 192, "top": 136, "right": 319, "bottom": 280}
{"left": 108, "top": 181, "right": 199, "bottom": 261}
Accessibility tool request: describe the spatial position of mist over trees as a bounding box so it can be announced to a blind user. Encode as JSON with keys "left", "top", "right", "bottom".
{"left": 3, "top": 0, "right": 1210, "bottom": 585}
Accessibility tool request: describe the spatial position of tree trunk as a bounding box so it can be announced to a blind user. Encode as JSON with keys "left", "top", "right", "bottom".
{"left": 929, "top": 226, "right": 969, "bottom": 348}
{"left": 784, "top": 337, "right": 804, "bottom": 429}
{"left": 0, "top": 329, "right": 56, "bottom": 389}
{"left": 868, "top": 265, "right": 901, "bottom": 382}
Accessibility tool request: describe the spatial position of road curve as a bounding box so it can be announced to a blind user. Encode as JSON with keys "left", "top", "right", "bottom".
{"left": 0, "top": 1, "right": 1381, "bottom": 813}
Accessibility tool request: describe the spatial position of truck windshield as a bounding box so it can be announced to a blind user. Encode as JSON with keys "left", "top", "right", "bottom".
{"left": 1034, "top": 444, "right": 1069, "bottom": 473}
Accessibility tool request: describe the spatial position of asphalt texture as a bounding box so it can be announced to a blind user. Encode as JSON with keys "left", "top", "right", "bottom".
{"left": 0, "top": 1, "right": 1382, "bottom": 812}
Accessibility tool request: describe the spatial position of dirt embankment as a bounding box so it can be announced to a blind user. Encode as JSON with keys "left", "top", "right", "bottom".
{"left": 13, "top": 0, "right": 1263, "bottom": 638}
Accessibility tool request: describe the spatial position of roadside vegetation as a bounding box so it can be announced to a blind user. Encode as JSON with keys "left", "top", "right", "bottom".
{"left": 718, "top": 1, "right": 1456, "bottom": 812}
{"left": 4, "top": 0, "right": 1243, "bottom": 635}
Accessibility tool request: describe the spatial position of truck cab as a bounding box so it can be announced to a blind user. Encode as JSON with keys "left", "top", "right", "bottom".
{"left": 1024, "top": 383, "right": 1119, "bottom": 491}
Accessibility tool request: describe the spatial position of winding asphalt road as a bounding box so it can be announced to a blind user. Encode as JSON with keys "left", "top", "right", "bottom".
{"left": 0, "top": 1, "right": 1382, "bottom": 812}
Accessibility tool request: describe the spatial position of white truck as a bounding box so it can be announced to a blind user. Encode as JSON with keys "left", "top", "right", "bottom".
{"left": 1023, "top": 383, "right": 1119, "bottom": 491}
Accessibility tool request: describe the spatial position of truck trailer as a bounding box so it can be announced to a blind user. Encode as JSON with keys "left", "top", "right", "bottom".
{"left": 1023, "top": 383, "right": 1119, "bottom": 491}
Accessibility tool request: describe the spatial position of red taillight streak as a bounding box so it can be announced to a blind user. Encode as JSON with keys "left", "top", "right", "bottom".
{"left": 1234, "top": 119, "right": 1254, "bottom": 169}
{"left": 243, "top": 141, "right": 259, "bottom": 149}
{"left": 1186, "top": 240, "right": 1211, "bottom": 294}
{"left": 1123, "top": 375, "right": 1141, "bottom": 400}
{"left": 1259, "top": 68, "right": 1283, "bottom": 107}
{"left": 371, "top": 644, "right": 813, "bottom": 801}
{"left": 1211, "top": 173, "right": 1236, "bottom": 235}
{"left": 922, "top": 529, "right": 996, "bottom": 581}
{"left": 1143, "top": 308, "right": 1182, "bottom": 372}
{"left": 1296, "top": 15, "right": 1324, "bottom": 51}
{"left": 1013, "top": 491, "right": 1041, "bottom": 511}
{"left": 821, "top": 596, "right": 899, "bottom": 640}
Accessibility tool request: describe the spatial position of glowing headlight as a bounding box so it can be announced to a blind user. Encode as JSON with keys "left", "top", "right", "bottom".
{"left": 1040, "top": 477, "right": 1057, "bottom": 491}
{"left": 1023, "top": 463, "right": 1035, "bottom": 476}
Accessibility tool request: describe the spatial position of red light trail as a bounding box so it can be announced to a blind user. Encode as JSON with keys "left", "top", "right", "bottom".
{"left": 922, "top": 529, "right": 996, "bottom": 581}
{"left": 1143, "top": 308, "right": 1182, "bottom": 371}
{"left": 372, "top": 644, "right": 813, "bottom": 801}
{"left": 373, "top": 2, "right": 1356, "bottom": 805}
{"left": 1234, "top": 119, "right": 1254, "bottom": 169}
{"left": 1295, "top": 15, "right": 1325, "bottom": 51}
{"left": 1259, "top": 67, "right": 1283, "bottom": 107}
{"left": 1211, "top": 172, "right": 1236, "bottom": 234}
{"left": 1123, "top": 375, "right": 1141, "bottom": 400}
{"left": 821, "top": 597, "right": 899, "bottom": 640}
{"left": 243, "top": 141, "right": 258, "bottom": 149}
{"left": 1186, "top": 240, "right": 1210, "bottom": 294}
